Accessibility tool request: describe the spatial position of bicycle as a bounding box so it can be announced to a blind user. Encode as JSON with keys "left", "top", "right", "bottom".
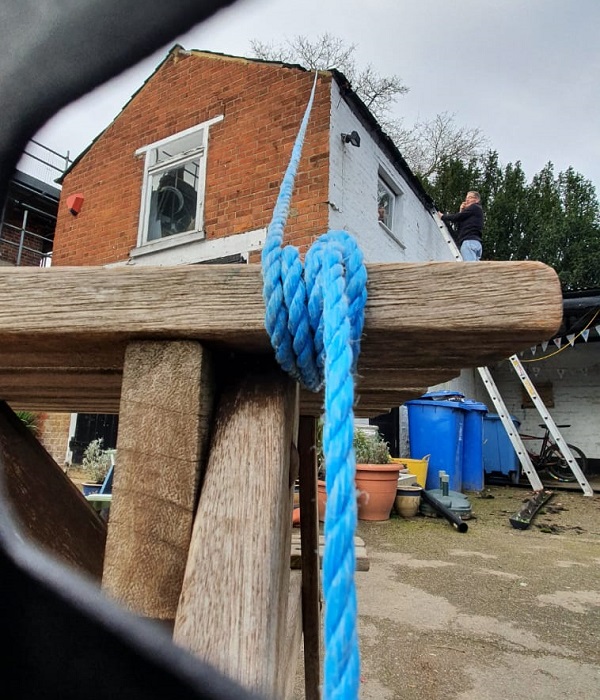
{"left": 519, "top": 424, "right": 588, "bottom": 482}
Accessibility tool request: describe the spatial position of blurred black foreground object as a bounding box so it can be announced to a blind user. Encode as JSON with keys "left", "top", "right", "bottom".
{"left": 0, "top": 1, "right": 266, "bottom": 698}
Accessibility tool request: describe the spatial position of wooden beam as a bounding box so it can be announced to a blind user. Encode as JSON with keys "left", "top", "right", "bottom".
{"left": 297, "top": 415, "right": 321, "bottom": 700}
{"left": 102, "top": 341, "right": 215, "bottom": 623}
{"left": 173, "top": 368, "right": 298, "bottom": 697}
{"left": 0, "top": 262, "right": 562, "bottom": 417}
{"left": 0, "top": 401, "right": 106, "bottom": 580}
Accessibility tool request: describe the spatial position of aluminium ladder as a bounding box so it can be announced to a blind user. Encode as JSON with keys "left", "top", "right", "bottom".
{"left": 435, "top": 212, "right": 593, "bottom": 496}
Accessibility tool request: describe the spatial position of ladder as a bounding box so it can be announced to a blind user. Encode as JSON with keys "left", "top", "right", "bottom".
{"left": 434, "top": 212, "right": 593, "bottom": 495}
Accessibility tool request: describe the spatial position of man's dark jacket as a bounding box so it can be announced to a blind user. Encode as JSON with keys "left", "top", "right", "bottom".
{"left": 441, "top": 203, "right": 483, "bottom": 247}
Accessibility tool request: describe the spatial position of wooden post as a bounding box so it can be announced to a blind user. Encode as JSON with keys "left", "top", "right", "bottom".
{"left": 173, "top": 366, "right": 298, "bottom": 697}
{"left": 0, "top": 401, "right": 106, "bottom": 580}
{"left": 297, "top": 415, "right": 321, "bottom": 699}
{"left": 102, "top": 341, "right": 215, "bottom": 624}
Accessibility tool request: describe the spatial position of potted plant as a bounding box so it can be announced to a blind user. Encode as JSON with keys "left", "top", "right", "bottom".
{"left": 317, "top": 426, "right": 399, "bottom": 522}
{"left": 81, "top": 438, "right": 113, "bottom": 496}
{"left": 353, "top": 428, "right": 399, "bottom": 521}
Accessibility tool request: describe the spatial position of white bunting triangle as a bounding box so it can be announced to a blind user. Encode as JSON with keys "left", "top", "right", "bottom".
{"left": 532, "top": 366, "right": 541, "bottom": 376}
{"left": 553, "top": 337, "right": 562, "bottom": 349}
{"left": 557, "top": 368, "right": 565, "bottom": 378}
{"left": 595, "top": 325, "right": 600, "bottom": 337}
{"left": 541, "top": 341, "right": 549, "bottom": 352}
{"left": 530, "top": 346, "right": 537, "bottom": 355}
{"left": 582, "top": 329, "right": 590, "bottom": 342}
{"left": 567, "top": 334, "right": 576, "bottom": 347}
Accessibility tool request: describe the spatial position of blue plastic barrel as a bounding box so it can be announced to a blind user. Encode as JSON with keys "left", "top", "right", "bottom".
{"left": 406, "top": 399, "right": 465, "bottom": 492}
{"left": 461, "top": 400, "right": 488, "bottom": 491}
{"left": 482, "top": 413, "right": 521, "bottom": 484}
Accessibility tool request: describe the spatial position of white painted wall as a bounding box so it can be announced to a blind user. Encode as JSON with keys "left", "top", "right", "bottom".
{"left": 327, "top": 81, "right": 452, "bottom": 264}
{"left": 483, "top": 344, "right": 599, "bottom": 460}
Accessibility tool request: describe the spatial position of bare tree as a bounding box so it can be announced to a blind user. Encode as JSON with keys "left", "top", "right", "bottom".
{"left": 250, "top": 34, "right": 486, "bottom": 180}
{"left": 250, "top": 33, "right": 408, "bottom": 128}
{"left": 394, "top": 112, "right": 488, "bottom": 179}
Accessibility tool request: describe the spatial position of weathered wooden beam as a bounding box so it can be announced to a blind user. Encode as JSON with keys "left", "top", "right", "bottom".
{"left": 297, "top": 415, "right": 321, "bottom": 700}
{"left": 0, "top": 262, "right": 562, "bottom": 417}
{"left": 279, "top": 571, "right": 304, "bottom": 700}
{"left": 102, "top": 341, "right": 215, "bottom": 623}
{"left": 0, "top": 401, "right": 106, "bottom": 580}
{"left": 173, "top": 368, "right": 298, "bottom": 697}
{"left": 0, "top": 261, "right": 561, "bottom": 356}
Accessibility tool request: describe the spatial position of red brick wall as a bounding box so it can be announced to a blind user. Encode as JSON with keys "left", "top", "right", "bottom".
{"left": 40, "top": 412, "right": 72, "bottom": 466}
{"left": 53, "top": 50, "right": 332, "bottom": 264}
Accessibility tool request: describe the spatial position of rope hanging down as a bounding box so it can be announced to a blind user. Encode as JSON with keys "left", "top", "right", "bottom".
{"left": 261, "top": 73, "right": 367, "bottom": 699}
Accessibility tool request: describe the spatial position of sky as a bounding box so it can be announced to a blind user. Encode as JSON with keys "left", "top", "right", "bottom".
{"left": 28, "top": 0, "right": 600, "bottom": 193}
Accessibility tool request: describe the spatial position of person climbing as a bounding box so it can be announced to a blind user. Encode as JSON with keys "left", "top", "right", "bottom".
{"left": 438, "top": 191, "right": 484, "bottom": 261}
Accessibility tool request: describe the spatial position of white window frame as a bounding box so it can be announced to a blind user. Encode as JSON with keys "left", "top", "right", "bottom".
{"left": 378, "top": 171, "right": 404, "bottom": 247}
{"left": 134, "top": 115, "right": 223, "bottom": 253}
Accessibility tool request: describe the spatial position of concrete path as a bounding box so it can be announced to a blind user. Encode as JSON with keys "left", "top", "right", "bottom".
{"left": 295, "top": 484, "right": 600, "bottom": 699}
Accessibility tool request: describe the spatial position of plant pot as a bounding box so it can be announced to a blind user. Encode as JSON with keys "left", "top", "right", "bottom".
{"left": 355, "top": 463, "right": 401, "bottom": 521}
{"left": 82, "top": 482, "right": 101, "bottom": 497}
{"left": 317, "top": 480, "right": 327, "bottom": 523}
{"left": 395, "top": 485, "right": 423, "bottom": 518}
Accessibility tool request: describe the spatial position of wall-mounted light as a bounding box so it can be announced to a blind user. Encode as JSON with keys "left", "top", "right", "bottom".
{"left": 341, "top": 130, "right": 361, "bottom": 147}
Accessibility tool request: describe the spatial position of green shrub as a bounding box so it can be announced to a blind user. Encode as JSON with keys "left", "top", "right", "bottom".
{"left": 82, "top": 438, "right": 112, "bottom": 484}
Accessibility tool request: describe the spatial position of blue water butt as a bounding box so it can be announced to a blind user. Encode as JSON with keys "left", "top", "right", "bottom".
{"left": 461, "top": 400, "right": 488, "bottom": 491}
{"left": 406, "top": 399, "right": 465, "bottom": 492}
{"left": 482, "top": 413, "right": 522, "bottom": 484}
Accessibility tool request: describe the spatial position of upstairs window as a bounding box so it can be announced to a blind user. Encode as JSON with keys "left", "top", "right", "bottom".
{"left": 377, "top": 177, "right": 395, "bottom": 231}
{"left": 136, "top": 116, "right": 223, "bottom": 246}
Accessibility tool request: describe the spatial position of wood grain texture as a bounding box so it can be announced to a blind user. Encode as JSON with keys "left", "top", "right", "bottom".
{"left": 101, "top": 341, "right": 215, "bottom": 620}
{"left": 173, "top": 368, "right": 298, "bottom": 696}
{"left": 0, "top": 401, "right": 106, "bottom": 580}
{"left": 0, "top": 261, "right": 562, "bottom": 417}
{"left": 297, "top": 415, "right": 321, "bottom": 700}
{"left": 279, "top": 571, "right": 304, "bottom": 700}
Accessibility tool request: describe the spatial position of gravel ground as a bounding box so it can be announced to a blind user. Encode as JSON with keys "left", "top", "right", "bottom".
{"left": 294, "top": 483, "right": 600, "bottom": 699}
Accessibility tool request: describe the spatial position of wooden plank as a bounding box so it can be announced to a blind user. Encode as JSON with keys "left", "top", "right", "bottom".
{"left": 101, "top": 341, "right": 215, "bottom": 623}
{"left": 0, "top": 401, "right": 106, "bottom": 580}
{"left": 0, "top": 262, "right": 562, "bottom": 417}
{"left": 279, "top": 571, "right": 304, "bottom": 700}
{"left": 173, "top": 368, "right": 298, "bottom": 697}
{"left": 0, "top": 261, "right": 561, "bottom": 358}
{"left": 297, "top": 415, "right": 321, "bottom": 700}
{"left": 509, "top": 490, "right": 554, "bottom": 530}
{"left": 290, "top": 533, "right": 370, "bottom": 572}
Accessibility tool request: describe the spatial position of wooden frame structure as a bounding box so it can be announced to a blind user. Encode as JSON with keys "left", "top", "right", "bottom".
{"left": 0, "top": 260, "right": 562, "bottom": 697}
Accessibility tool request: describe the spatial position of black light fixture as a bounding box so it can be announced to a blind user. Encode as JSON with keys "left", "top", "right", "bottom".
{"left": 341, "top": 130, "right": 361, "bottom": 147}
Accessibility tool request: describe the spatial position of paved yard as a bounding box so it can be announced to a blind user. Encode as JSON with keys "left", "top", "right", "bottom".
{"left": 295, "top": 483, "right": 600, "bottom": 699}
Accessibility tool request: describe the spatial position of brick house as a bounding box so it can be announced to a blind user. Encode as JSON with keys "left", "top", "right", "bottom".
{"left": 49, "top": 45, "right": 458, "bottom": 462}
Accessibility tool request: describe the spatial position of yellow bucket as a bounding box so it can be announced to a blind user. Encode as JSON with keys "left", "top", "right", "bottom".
{"left": 391, "top": 455, "right": 430, "bottom": 488}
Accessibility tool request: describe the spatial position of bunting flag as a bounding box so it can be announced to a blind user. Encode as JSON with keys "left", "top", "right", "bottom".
{"left": 530, "top": 346, "right": 537, "bottom": 355}
{"left": 582, "top": 329, "right": 590, "bottom": 342}
{"left": 531, "top": 366, "right": 540, "bottom": 376}
{"left": 557, "top": 368, "right": 566, "bottom": 378}
{"left": 595, "top": 325, "right": 600, "bottom": 337}
{"left": 553, "top": 337, "right": 562, "bottom": 349}
{"left": 567, "top": 334, "right": 576, "bottom": 347}
{"left": 541, "top": 340, "right": 549, "bottom": 352}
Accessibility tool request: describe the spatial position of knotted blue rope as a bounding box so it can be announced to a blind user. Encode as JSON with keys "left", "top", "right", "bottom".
{"left": 261, "top": 73, "right": 366, "bottom": 699}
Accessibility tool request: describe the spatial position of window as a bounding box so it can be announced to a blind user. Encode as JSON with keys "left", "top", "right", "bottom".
{"left": 136, "top": 116, "right": 223, "bottom": 247}
{"left": 377, "top": 177, "right": 395, "bottom": 231}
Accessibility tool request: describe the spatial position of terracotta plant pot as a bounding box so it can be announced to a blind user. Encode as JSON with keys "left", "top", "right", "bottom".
{"left": 355, "top": 463, "right": 401, "bottom": 521}
{"left": 318, "top": 464, "right": 401, "bottom": 523}
{"left": 317, "top": 480, "right": 327, "bottom": 523}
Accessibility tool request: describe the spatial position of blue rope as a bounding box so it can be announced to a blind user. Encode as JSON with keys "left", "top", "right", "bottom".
{"left": 261, "top": 73, "right": 366, "bottom": 699}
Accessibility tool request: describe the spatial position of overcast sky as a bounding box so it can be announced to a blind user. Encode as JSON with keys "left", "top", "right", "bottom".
{"left": 31, "top": 0, "right": 600, "bottom": 194}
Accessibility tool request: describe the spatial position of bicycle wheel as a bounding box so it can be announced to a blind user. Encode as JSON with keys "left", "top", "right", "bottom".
{"left": 544, "top": 444, "right": 588, "bottom": 482}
